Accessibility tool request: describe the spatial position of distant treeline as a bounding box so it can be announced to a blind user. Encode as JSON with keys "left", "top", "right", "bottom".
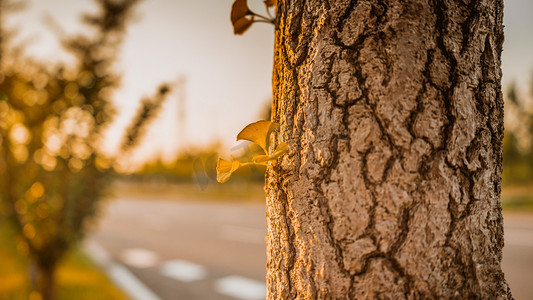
{"left": 503, "top": 82, "right": 533, "bottom": 185}
{"left": 122, "top": 144, "right": 267, "bottom": 183}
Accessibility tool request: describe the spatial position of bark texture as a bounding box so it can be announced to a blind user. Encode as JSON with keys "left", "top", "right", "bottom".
{"left": 266, "top": 0, "right": 511, "bottom": 298}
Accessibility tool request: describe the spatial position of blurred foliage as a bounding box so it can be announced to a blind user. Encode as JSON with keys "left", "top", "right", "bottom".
{"left": 121, "top": 84, "right": 170, "bottom": 153}
{"left": 503, "top": 81, "right": 533, "bottom": 185}
{"left": 126, "top": 143, "right": 267, "bottom": 187}
{"left": 0, "top": 0, "right": 169, "bottom": 298}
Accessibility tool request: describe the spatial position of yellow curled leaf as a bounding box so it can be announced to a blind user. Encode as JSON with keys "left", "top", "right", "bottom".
{"left": 236, "top": 120, "right": 279, "bottom": 154}
{"left": 216, "top": 157, "right": 241, "bottom": 183}
{"left": 252, "top": 142, "right": 288, "bottom": 163}
{"left": 217, "top": 121, "right": 289, "bottom": 184}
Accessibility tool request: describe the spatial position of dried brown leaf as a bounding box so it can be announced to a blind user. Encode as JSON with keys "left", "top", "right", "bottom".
{"left": 264, "top": 0, "right": 277, "bottom": 8}
{"left": 233, "top": 17, "right": 254, "bottom": 35}
{"left": 231, "top": 0, "right": 254, "bottom": 35}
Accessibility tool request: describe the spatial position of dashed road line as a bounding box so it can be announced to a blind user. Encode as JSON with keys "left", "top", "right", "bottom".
{"left": 120, "top": 248, "right": 160, "bottom": 268}
{"left": 88, "top": 240, "right": 268, "bottom": 300}
{"left": 160, "top": 260, "right": 207, "bottom": 282}
{"left": 215, "top": 275, "right": 266, "bottom": 300}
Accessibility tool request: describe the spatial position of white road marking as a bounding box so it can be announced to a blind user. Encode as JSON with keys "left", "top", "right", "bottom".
{"left": 84, "top": 241, "right": 162, "bottom": 300}
{"left": 109, "top": 263, "right": 163, "bottom": 300}
{"left": 220, "top": 225, "right": 265, "bottom": 244}
{"left": 160, "top": 260, "right": 207, "bottom": 282}
{"left": 85, "top": 239, "right": 111, "bottom": 265}
{"left": 215, "top": 275, "right": 266, "bottom": 300}
{"left": 505, "top": 228, "right": 533, "bottom": 247}
{"left": 120, "top": 248, "right": 160, "bottom": 268}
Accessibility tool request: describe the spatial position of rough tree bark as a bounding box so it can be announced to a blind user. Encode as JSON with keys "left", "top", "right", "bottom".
{"left": 266, "top": 0, "right": 511, "bottom": 298}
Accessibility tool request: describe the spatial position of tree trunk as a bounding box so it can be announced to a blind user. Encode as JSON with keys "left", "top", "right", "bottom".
{"left": 29, "top": 261, "right": 57, "bottom": 300}
{"left": 266, "top": 0, "right": 511, "bottom": 298}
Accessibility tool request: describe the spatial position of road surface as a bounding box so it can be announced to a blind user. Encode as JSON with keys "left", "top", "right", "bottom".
{"left": 89, "top": 198, "right": 533, "bottom": 300}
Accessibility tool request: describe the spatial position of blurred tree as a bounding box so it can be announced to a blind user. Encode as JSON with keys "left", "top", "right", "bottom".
{"left": 263, "top": 0, "right": 511, "bottom": 298}
{"left": 0, "top": 0, "right": 169, "bottom": 299}
{"left": 503, "top": 82, "right": 533, "bottom": 184}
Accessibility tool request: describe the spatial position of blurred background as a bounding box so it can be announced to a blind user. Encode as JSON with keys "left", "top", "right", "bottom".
{"left": 0, "top": 0, "right": 532, "bottom": 300}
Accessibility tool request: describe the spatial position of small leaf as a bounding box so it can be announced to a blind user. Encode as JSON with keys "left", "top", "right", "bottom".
{"left": 230, "top": 0, "right": 250, "bottom": 23}
{"left": 216, "top": 157, "right": 241, "bottom": 183}
{"left": 231, "top": 0, "right": 254, "bottom": 35}
{"left": 236, "top": 120, "right": 279, "bottom": 154}
{"left": 233, "top": 16, "right": 254, "bottom": 35}
{"left": 217, "top": 121, "right": 289, "bottom": 184}
{"left": 252, "top": 142, "right": 288, "bottom": 163}
{"left": 264, "top": 0, "right": 277, "bottom": 8}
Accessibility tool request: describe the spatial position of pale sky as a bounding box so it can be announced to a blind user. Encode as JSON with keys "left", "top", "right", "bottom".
{"left": 6, "top": 0, "right": 532, "bottom": 167}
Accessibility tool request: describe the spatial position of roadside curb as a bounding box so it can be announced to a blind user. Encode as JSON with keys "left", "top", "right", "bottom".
{"left": 84, "top": 239, "right": 163, "bottom": 300}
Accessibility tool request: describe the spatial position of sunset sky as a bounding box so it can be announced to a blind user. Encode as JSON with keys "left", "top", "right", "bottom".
{"left": 6, "top": 0, "right": 533, "bottom": 167}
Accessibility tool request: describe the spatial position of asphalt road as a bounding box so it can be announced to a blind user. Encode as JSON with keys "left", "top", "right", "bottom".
{"left": 89, "top": 198, "right": 533, "bottom": 300}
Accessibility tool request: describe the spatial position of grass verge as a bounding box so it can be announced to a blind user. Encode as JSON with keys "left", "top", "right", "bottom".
{"left": 0, "top": 222, "right": 129, "bottom": 300}
{"left": 502, "top": 184, "right": 533, "bottom": 212}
